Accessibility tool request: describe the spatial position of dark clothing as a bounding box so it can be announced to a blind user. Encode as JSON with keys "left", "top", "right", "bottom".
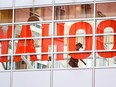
{"left": 68, "top": 57, "right": 79, "bottom": 67}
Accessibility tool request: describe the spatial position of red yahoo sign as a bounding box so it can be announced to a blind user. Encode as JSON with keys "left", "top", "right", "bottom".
{"left": 0, "top": 20, "right": 116, "bottom": 62}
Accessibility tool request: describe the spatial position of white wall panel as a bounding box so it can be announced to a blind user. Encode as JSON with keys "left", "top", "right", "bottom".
{"left": 13, "top": 70, "right": 50, "bottom": 87}
{"left": 75, "top": 0, "right": 93, "bottom": 2}
{"left": 96, "top": 0, "right": 115, "bottom": 1}
{"left": 95, "top": 68, "right": 116, "bottom": 87}
{"left": 15, "top": 0, "right": 33, "bottom": 7}
{"left": 34, "top": 0, "right": 52, "bottom": 5}
{"left": 0, "top": 72, "right": 10, "bottom": 87}
{"left": 53, "top": 69, "right": 92, "bottom": 87}
{"left": 55, "top": 0, "right": 75, "bottom": 4}
{"left": 0, "top": 0, "right": 12, "bottom": 8}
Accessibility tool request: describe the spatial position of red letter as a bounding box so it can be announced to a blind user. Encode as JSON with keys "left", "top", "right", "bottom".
{"left": 54, "top": 23, "right": 64, "bottom": 60}
{"left": 0, "top": 26, "right": 12, "bottom": 62}
{"left": 97, "top": 20, "right": 116, "bottom": 58}
{"left": 69, "top": 22, "right": 93, "bottom": 59}
{"left": 41, "top": 23, "right": 64, "bottom": 60}
{"left": 41, "top": 24, "right": 52, "bottom": 60}
{"left": 13, "top": 25, "right": 38, "bottom": 62}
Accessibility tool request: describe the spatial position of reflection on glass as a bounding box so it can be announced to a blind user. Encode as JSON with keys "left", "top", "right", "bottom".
{"left": 15, "top": 7, "right": 52, "bottom": 22}
{"left": 96, "top": 35, "right": 115, "bottom": 50}
{"left": 0, "top": 9, "right": 12, "bottom": 23}
{"left": 0, "top": 56, "right": 11, "bottom": 70}
{"left": 14, "top": 38, "right": 55, "bottom": 55}
{"left": 0, "top": 40, "right": 12, "bottom": 55}
{"left": 14, "top": 23, "right": 52, "bottom": 38}
{"left": 54, "top": 53, "right": 93, "bottom": 68}
{"left": 55, "top": 4, "right": 94, "bottom": 20}
{"left": 41, "top": 38, "right": 52, "bottom": 53}
{"left": 13, "top": 54, "right": 52, "bottom": 70}
{"left": 96, "top": 20, "right": 116, "bottom": 34}
{"left": 54, "top": 21, "right": 94, "bottom": 36}
{"left": 12, "top": 52, "right": 93, "bottom": 69}
{"left": 95, "top": 52, "right": 116, "bottom": 67}
{"left": 14, "top": 39, "right": 41, "bottom": 54}
{"left": 0, "top": 25, "right": 12, "bottom": 39}
{"left": 53, "top": 36, "right": 92, "bottom": 52}
{"left": 96, "top": 3, "right": 116, "bottom": 17}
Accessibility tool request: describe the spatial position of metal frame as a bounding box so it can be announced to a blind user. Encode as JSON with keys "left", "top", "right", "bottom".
{"left": 0, "top": 0, "right": 115, "bottom": 67}
{"left": 0, "top": 0, "right": 116, "bottom": 87}
{"left": 0, "top": 0, "right": 115, "bottom": 68}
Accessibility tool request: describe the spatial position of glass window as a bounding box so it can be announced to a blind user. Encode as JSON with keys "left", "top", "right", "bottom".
{"left": 96, "top": 3, "right": 116, "bottom": 17}
{"left": 0, "top": 56, "right": 11, "bottom": 70}
{"left": 0, "top": 9, "right": 12, "bottom": 23}
{"left": 0, "top": 25, "right": 12, "bottom": 39}
{"left": 1, "top": 0, "right": 116, "bottom": 70}
{"left": 96, "top": 19, "right": 116, "bottom": 34}
{"left": 54, "top": 53, "right": 93, "bottom": 68}
{"left": 96, "top": 35, "right": 116, "bottom": 50}
{"left": 0, "top": 40, "right": 12, "bottom": 55}
{"left": 54, "top": 21, "right": 94, "bottom": 36}
{"left": 54, "top": 4, "right": 94, "bottom": 20}
{"left": 13, "top": 37, "right": 54, "bottom": 54}
{"left": 53, "top": 36, "right": 93, "bottom": 53}
{"left": 15, "top": 7, "right": 52, "bottom": 22}
{"left": 14, "top": 23, "right": 52, "bottom": 38}
{"left": 13, "top": 54, "right": 52, "bottom": 70}
{"left": 95, "top": 52, "right": 116, "bottom": 67}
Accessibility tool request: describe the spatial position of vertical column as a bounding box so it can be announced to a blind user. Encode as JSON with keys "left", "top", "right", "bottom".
{"left": 51, "top": 0, "right": 55, "bottom": 87}
{"left": 10, "top": 0, "right": 15, "bottom": 87}
{"left": 92, "top": 0, "right": 96, "bottom": 87}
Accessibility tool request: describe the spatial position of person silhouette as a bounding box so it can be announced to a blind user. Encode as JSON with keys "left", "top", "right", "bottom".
{"left": 68, "top": 43, "right": 86, "bottom": 67}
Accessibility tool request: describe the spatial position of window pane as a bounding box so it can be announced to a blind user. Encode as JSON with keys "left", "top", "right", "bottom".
{"left": 0, "top": 40, "right": 12, "bottom": 55}
{"left": 95, "top": 52, "right": 116, "bottom": 67}
{"left": 54, "top": 4, "right": 94, "bottom": 20}
{"left": 96, "top": 35, "right": 116, "bottom": 50}
{"left": 0, "top": 9, "right": 12, "bottom": 23}
{"left": 0, "top": 56, "right": 11, "bottom": 70}
{"left": 14, "top": 38, "right": 43, "bottom": 54}
{"left": 54, "top": 21, "right": 94, "bottom": 36}
{"left": 0, "top": 25, "right": 12, "bottom": 39}
{"left": 96, "top": 3, "right": 116, "bottom": 17}
{"left": 13, "top": 54, "right": 52, "bottom": 70}
{"left": 14, "top": 23, "right": 52, "bottom": 38}
{"left": 53, "top": 36, "right": 93, "bottom": 53}
{"left": 14, "top": 37, "right": 53, "bottom": 54}
{"left": 54, "top": 53, "right": 93, "bottom": 68}
{"left": 15, "top": 7, "right": 52, "bottom": 22}
{"left": 96, "top": 19, "right": 116, "bottom": 34}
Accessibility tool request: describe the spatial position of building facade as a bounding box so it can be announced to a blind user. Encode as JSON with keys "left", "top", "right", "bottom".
{"left": 0, "top": 0, "right": 116, "bottom": 87}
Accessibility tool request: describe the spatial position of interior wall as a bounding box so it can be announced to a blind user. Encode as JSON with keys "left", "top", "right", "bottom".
{"left": 97, "top": 3, "right": 116, "bottom": 17}
{"left": 15, "top": 8, "right": 30, "bottom": 22}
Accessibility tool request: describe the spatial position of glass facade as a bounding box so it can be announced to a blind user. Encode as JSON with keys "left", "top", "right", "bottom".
{"left": 0, "top": 0, "right": 116, "bottom": 71}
